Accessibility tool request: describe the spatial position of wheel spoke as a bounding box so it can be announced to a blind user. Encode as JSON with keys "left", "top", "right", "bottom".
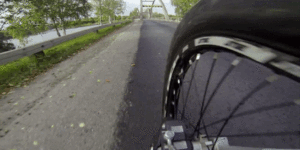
{"left": 211, "top": 75, "right": 279, "bottom": 150}
{"left": 177, "top": 77, "right": 185, "bottom": 119}
{"left": 181, "top": 57, "right": 200, "bottom": 119}
{"left": 202, "top": 120, "right": 211, "bottom": 150}
{"left": 177, "top": 109, "right": 197, "bottom": 129}
{"left": 202, "top": 120, "right": 210, "bottom": 140}
{"left": 199, "top": 101, "right": 296, "bottom": 130}
{"left": 195, "top": 57, "right": 241, "bottom": 135}
{"left": 194, "top": 53, "right": 218, "bottom": 136}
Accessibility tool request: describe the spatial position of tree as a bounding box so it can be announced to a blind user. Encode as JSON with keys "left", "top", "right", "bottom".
{"left": 116, "top": 15, "right": 121, "bottom": 20}
{"left": 0, "top": 0, "right": 17, "bottom": 51}
{"left": 4, "top": 0, "right": 92, "bottom": 45}
{"left": 129, "top": 8, "right": 139, "bottom": 19}
{"left": 93, "top": 0, "right": 103, "bottom": 24}
{"left": 42, "top": 0, "right": 92, "bottom": 36}
{"left": 0, "top": 31, "right": 15, "bottom": 53}
{"left": 102, "top": 0, "right": 125, "bottom": 22}
{"left": 122, "top": 16, "right": 127, "bottom": 20}
{"left": 170, "top": 0, "right": 198, "bottom": 17}
{"left": 115, "top": 0, "right": 126, "bottom": 16}
{"left": 93, "top": 0, "right": 125, "bottom": 24}
{"left": 152, "top": 12, "right": 164, "bottom": 18}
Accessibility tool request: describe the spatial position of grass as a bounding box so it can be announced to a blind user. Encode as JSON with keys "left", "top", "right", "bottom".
{"left": 64, "top": 19, "right": 125, "bottom": 29}
{"left": 0, "top": 20, "right": 132, "bottom": 97}
{"left": 64, "top": 22, "right": 97, "bottom": 29}
{"left": 70, "top": 22, "right": 95, "bottom": 28}
{"left": 69, "top": 20, "right": 125, "bottom": 28}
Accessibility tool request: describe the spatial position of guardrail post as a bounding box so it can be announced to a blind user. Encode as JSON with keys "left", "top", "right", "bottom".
{"left": 34, "top": 51, "right": 46, "bottom": 65}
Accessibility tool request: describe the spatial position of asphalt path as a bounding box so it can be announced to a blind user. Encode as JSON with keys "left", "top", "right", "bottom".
{"left": 0, "top": 20, "right": 143, "bottom": 150}
{"left": 113, "top": 20, "right": 178, "bottom": 150}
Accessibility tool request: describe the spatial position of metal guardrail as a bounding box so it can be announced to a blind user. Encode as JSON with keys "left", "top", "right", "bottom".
{"left": 150, "top": 17, "right": 182, "bottom": 23}
{"left": 0, "top": 21, "right": 128, "bottom": 65}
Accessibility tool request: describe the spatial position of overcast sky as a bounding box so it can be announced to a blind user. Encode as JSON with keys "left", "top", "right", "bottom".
{"left": 123, "top": 0, "right": 176, "bottom": 16}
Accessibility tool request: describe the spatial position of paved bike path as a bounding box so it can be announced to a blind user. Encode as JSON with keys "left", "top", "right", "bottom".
{"left": 113, "top": 20, "right": 178, "bottom": 150}
{"left": 0, "top": 21, "right": 143, "bottom": 150}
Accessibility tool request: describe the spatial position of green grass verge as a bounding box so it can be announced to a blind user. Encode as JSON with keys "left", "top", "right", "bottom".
{"left": 0, "top": 21, "right": 132, "bottom": 97}
{"left": 64, "top": 22, "right": 97, "bottom": 29}
{"left": 64, "top": 20, "right": 125, "bottom": 29}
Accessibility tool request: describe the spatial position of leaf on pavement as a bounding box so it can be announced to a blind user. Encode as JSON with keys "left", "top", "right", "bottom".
{"left": 4, "top": 129, "right": 9, "bottom": 133}
{"left": 23, "top": 85, "right": 27, "bottom": 88}
{"left": 295, "top": 99, "right": 300, "bottom": 105}
{"left": 63, "top": 84, "right": 66, "bottom": 86}
{"left": 69, "top": 93, "right": 76, "bottom": 98}
{"left": 51, "top": 125, "right": 54, "bottom": 128}
{"left": 49, "top": 95, "right": 52, "bottom": 98}
{"left": 70, "top": 124, "right": 74, "bottom": 127}
{"left": 33, "top": 141, "right": 38, "bottom": 146}
{"left": 97, "top": 79, "right": 101, "bottom": 83}
{"left": 13, "top": 102, "right": 18, "bottom": 106}
{"left": 131, "top": 64, "right": 135, "bottom": 67}
{"left": 8, "top": 91, "right": 15, "bottom": 94}
{"left": 106, "top": 79, "right": 110, "bottom": 83}
{"left": 20, "top": 96, "right": 25, "bottom": 99}
{"left": 89, "top": 71, "right": 93, "bottom": 74}
{"left": 79, "top": 122, "right": 85, "bottom": 128}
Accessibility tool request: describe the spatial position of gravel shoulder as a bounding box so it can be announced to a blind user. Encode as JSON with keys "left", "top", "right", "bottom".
{"left": 0, "top": 20, "right": 142, "bottom": 150}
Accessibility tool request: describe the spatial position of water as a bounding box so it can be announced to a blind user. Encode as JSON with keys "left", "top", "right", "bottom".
{"left": 7, "top": 24, "right": 103, "bottom": 49}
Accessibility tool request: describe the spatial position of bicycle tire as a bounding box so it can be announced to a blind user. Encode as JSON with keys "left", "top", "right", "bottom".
{"left": 161, "top": 0, "right": 300, "bottom": 149}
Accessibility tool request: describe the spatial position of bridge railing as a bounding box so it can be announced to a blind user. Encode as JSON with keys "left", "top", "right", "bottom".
{"left": 149, "top": 17, "right": 182, "bottom": 23}
{"left": 0, "top": 20, "right": 130, "bottom": 65}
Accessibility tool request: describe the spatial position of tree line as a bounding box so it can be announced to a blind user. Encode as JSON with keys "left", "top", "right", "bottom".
{"left": 171, "top": 0, "right": 199, "bottom": 17}
{"left": 128, "top": 0, "right": 199, "bottom": 20}
{"left": 93, "top": 0, "right": 126, "bottom": 25}
{"left": 0, "top": 0, "right": 126, "bottom": 52}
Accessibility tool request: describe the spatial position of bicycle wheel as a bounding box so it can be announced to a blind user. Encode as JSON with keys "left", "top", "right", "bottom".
{"left": 163, "top": 37, "right": 300, "bottom": 149}
{"left": 161, "top": 1, "right": 300, "bottom": 150}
